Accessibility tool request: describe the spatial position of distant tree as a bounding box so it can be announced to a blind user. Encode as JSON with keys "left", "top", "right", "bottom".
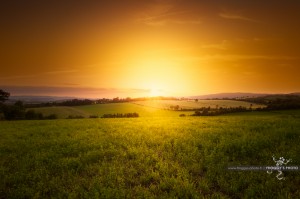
{"left": 14, "top": 101, "right": 24, "bottom": 108}
{"left": 113, "top": 97, "right": 120, "bottom": 102}
{"left": 174, "top": 105, "right": 180, "bottom": 110}
{"left": 101, "top": 112, "right": 139, "bottom": 118}
{"left": 3, "top": 101, "right": 26, "bottom": 120}
{"left": 0, "top": 89, "right": 10, "bottom": 102}
{"left": 25, "top": 110, "right": 44, "bottom": 120}
{"left": 195, "top": 99, "right": 198, "bottom": 102}
{"left": 45, "top": 114, "right": 58, "bottom": 120}
{"left": 202, "top": 108, "right": 209, "bottom": 115}
{"left": 67, "top": 115, "right": 84, "bottom": 119}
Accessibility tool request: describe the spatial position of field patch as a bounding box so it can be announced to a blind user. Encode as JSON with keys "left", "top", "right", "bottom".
{"left": 30, "top": 103, "right": 194, "bottom": 119}
{"left": 28, "top": 100, "right": 264, "bottom": 119}
{"left": 29, "top": 106, "right": 90, "bottom": 119}
{"left": 132, "top": 99, "right": 265, "bottom": 110}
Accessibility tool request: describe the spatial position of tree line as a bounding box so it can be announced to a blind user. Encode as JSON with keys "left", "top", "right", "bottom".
{"left": 26, "top": 96, "right": 179, "bottom": 108}
{"left": 189, "top": 95, "right": 300, "bottom": 116}
{"left": 0, "top": 100, "right": 57, "bottom": 120}
{"left": 191, "top": 106, "right": 250, "bottom": 116}
{"left": 101, "top": 113, "right": 139, "bottom": 118}
{"left": 238, "top": 95, "right": 300, "bottom": 110}
{"left": 0, "top": 90, "right": 57, "bottom": 120}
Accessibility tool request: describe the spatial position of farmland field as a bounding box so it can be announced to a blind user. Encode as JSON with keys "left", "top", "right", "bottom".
{"left": 29, "top": 106, "right": 90, "bottom": 119}
{"left": 29, "top": 100, "right": 264, "bottom": 119}
{"left": 132, "top": 99, "right": 265, "bottom": 110}
{"left": 30, "top": 102, "right": 194, "bottom": 119}
{"left": 1, "top": 110, "right": 300, "bottom": 198}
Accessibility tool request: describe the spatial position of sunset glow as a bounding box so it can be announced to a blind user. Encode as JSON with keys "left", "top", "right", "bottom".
{"left": 0, "top": 1, "right": 299, "bottom": 98}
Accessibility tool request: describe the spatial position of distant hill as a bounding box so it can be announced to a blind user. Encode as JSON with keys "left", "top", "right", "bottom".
{"left": 8, "top": 96, "right": 77, "bottom": 104}
{"left": 239, "top": 94, "right": 300, "bottom": 110}
{"left": 7, "top": 92, "right": 300, "bottom": 104}
{"left": 189, "top": 93, "right": 269, "bottom": 99}
{"left": 290, "top": 92, "right": 300, "bottom": 96}
{"left": 242, "top": 94, "right": 300, "bottom": 102}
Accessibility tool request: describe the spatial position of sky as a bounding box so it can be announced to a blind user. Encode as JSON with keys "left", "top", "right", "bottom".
{"left": 0, "top": 0, "right": 299, "bottom": 98}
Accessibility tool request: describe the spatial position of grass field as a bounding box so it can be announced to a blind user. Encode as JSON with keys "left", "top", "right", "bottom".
{"left": 132, "top": 99, "right": 265, "bottom": 110}
{"left": 29, "top": 106, "right": 90, "bottom": 119}
{"left": 30, "top": 102, "right": 194, "bottom": 119}
{"left": 1, "top": 110, "right": 300, "bottom": 198}
{"left": 29, "top": 100, "right": 264, "bottom": 119}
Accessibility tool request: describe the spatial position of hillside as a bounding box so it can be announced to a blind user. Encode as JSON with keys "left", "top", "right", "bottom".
{"left": 189, "top": 93, "right": 269, "bottom": 99}
{"left": 28, "top": 100, "right": 264, "bottom": 119}
{"left": 132, "top": 99, "right": 265, "bottom": 110}
{"left": 29, "top": 103, "right": 187, "bottom": 119}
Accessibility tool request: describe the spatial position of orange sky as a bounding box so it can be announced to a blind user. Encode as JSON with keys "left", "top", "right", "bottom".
{"left": 0, "top": 0, "right": 299, "bottom": 98}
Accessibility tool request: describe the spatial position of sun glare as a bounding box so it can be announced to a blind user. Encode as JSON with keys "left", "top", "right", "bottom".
{"left": 129, "top": 56, "right": 186, "bottom": 97}
{"left": 149, "top": 87, "right": 164, "bottom": 97}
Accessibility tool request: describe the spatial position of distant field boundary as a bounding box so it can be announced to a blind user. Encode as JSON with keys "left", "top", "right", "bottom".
{"left": 130, "top": 102, "right": 168, "bottom": 110}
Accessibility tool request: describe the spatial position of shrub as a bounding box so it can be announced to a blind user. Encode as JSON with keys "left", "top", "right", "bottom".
{"left": 101, "top": 112, "right": 139, "bottom": 118}
{"left": 25, "top": 110, "right": 44, "bottom": 120}
{"left": 45, "top": 114, "right": 58, "bottom": 120}
{"left": 67, "top": 115, "right": 85, "bottom": 119}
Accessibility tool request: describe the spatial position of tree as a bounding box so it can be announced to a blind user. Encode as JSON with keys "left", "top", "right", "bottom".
{"left": 174, "top": 105, "right": 180, "bottom": 110}
{"left": 3, "top": 103, "right": 25, "bottom": 120}
{"left": 2, "top": 101, "right": 26, "bottom": 120}
{"left": 0, "top": 89, "right": 10, "bottom": 102}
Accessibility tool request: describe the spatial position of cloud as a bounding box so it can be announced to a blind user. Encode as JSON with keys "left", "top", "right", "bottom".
{"left": 139, "top": 18, "right": 202, "bottom": 26}
{"left": 219, "top": 12, "right": 259, "bottom": 23}
{"left": 170, "top": 19, "right": 202, "bottom": 25}
{"left": 211, "top": 55, "right": 297, "bottom": 61}
{"left": 0, "top": 69, "right": 78, "bottom": 80}
{"left": 201, "top": 40, "right": 229, "bottom": 50}
{"left": 137, "top": 10, "right": 197, "bottom": 26}
{"left": 0, "top": 74, "right": 36, "bottom": 80}
{"left": 178, "top": 54, "right": 298, "bottom": 62}
{"left": 135, "top": 1, "right": 201, "bottom": 26}
{"left": 43, "top": 69, "right": 78, "bottom": 75}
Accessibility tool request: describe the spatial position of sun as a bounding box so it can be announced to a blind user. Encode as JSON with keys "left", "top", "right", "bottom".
{"left": 147, "top": 82, "right": 166, "bottom": 97}
{"left": 126, "top": 55, "right": 192, "bottom": 97}
{"left": 149, "top": 88, "right": 164, "bottom": 97}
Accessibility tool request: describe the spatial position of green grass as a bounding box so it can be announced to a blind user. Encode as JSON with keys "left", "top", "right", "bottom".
{"left": 29, "top": 100, "right": 263, "bottom": 119}
{"left": 1, "top": 110, "right": 300, "bottom": 198}
{"left": 133, "top": 99, "right": 265, "bottom": 110}
{"left": 30, "top": 103, "right": 194, "bottom": 119}
{"left": 29, "top": 106, "right": 90, "bottom": 119}
{"left": 76, "top": 103, "right": 185, "bottom": 117}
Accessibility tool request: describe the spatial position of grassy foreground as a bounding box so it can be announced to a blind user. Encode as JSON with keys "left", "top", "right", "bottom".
{"left": 1, "top": 111, "right": 300, "bottom": 198}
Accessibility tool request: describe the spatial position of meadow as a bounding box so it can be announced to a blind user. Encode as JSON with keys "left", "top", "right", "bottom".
{"left": 30, "top": 102, "right": 192, "bottom": 119}
{"left": 29, "top": 100, "right": 263, "bottom": 119}
{"left": 1, "top": 109, "right": 300, "bottom": 198}
{"left": 132, "top": 99, "right": 265, "bottom": 110}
